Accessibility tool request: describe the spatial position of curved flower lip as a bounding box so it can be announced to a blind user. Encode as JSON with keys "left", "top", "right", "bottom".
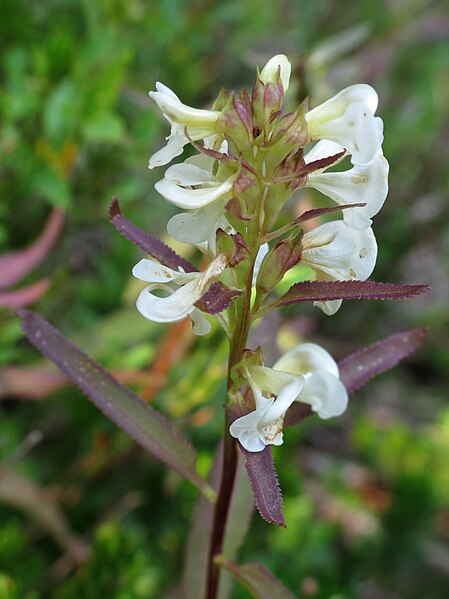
{"left": 167, "top": 201, "right": 229, "bottom": 250}
{"left": 301, "top": 221, "right": 377, "bottom": 315}
{"left": 148, "top": 83, "right": 222, "bottom": 169}
{"left": 149, "top": 82, "right": 221, "bottom": 127}
{"left": 273, "top": 343, "right": 348, "bottom": 419}
{"left": 230, "top": 342, "right": 349, "bottom": 451}
{"left": 305, "top": 140, "right": 389, "bottom": 230}
{"left": 229, "top": 374, "right": 304, "bottom": 452}
{"left": 305, "top": 85, "right": 383, "bottom": 165}
{"left": 302, "top": 221, "right": 378, "bottom": 282}
{"left": 307, "top": 84, "right": 379, "bottom": 121}
{"left": 155, "top": 177, "right": 234, "bottom": 210}
{"left": 274, "top": 342, "right": 340, "bottom": 378}
{"left": 133, "top": 254, "right": 227, "bottom": 332}
{"left": 260, "top": 54, "right": 292, "bottom": 92}
{"left": 164, "top": 162, "right": 216, "bottom": 186}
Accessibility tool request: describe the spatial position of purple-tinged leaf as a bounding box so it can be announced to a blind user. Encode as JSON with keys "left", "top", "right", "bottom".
{"left": 270, "top": 280, "right": 430, "bottom": 309}
{"left": 185, "top": 128, "right": 229, "bottom": 161}
{"left": 18, "top": 310, "right": 213, "bottom": 497}
{"left": 217, "top": 559, "right": 298, "bottom": 599}
{"left": 196, "top": 282, "right": 242, "bottom": 315}
{"left": 339, "top": 327, "right": 428, "bottom": 394}
{"left": 108, "top": 198, "right": 197, "bottom": 273}
{"left": 0, "top": 279, "right": 51, "bottom": 308}
{"left": 241, "top": 445, "right": 285, "bottom": 527}
{"left": 295, "top": 203, "right": 367, "bottom": 223}
{"left": 0, "top": 208, "right": 64, "bottom": 289}
{"left": 227, "top": 403, "right": 285, "bottom": 526}
{"left": 297, "top": 150, "right": 346, "bottom": 176}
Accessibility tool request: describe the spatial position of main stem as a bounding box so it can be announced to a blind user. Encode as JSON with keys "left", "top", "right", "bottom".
{"left": 206, "top": 258, "right": 255, "bottom": 599}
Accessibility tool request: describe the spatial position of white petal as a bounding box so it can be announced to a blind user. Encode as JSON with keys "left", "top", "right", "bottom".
{"left": 252, "top": 243, "right": 269, "bottom": 286}
{"left": 135, "top": 254, "right": 226, "bottom": 324}
{"left": 306, "top": 84, "right": 379, "bottom": 122}
{"left": 259, "top": 378, "right": 304, "bottom": 425}
{"left": 132, "top": 259, "right": 196, "bottom": 284}
{"left": 136, "top": 281, "right": 200, "bottom": 323}
{"left": 190, "top": 308, "right": 212, "bottom": 336}
{"left": 314, "top": 299, "right": 342, "bottom": 316}
{"left": 164, "top": 162, "right": 215, "bottom": 186}
{"left": 309, "top": 102, "right": 384, "bottom": 165}
{"left": 155, "top": 178, "right": 234, "bottom": 209}
{"left": 148, "top": 135, "right": 187, "bottom": 169}
{"left": 260, "top": 54, "right": 292, "bottom": 92}
{"left": 300, "top": 371, "right": 348, "bottom": 419}
{"left": 155, "top": 82, "right": 180, "bottom": 100}
{"left": 249, "top": 365, "right": 302, "bottom": 398}
{"left": 307, "top": 153, "right": 389, "bottom": 229}
{"left": 274, "top": 343, "right": 339, "bottom": 378}
{"left": 149, "top": 88, "right": 220, "bottom": 127}
{"left": 229, "top": 406, "right": 272, "bottom": 452}
{"left": 302, "top": 221, "right": 377, "bottom": 281}
{"left": 167, "top": 201, "right": 227, "bottom": 246}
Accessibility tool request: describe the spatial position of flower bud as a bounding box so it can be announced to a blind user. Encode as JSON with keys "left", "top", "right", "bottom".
{"left": 255, "top": 231, "right": 303, "bottom": 295}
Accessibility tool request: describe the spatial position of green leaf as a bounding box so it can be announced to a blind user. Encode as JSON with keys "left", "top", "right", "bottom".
{"left": 82, "top": 111, "right": 126, "bottom": 144}
{"left": 18, "top": 310, "right": 214, "bottom": 498}
{"left": 43, "top": 79, "right": 80, "bottom": 145}
{"left": 31, "top": 165, "right": 71, "bottom": 208}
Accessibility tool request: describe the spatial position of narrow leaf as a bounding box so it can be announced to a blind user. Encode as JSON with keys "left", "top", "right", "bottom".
{"left": 339, "top": 327, "right": 428, "bottom": 394}
{"left": 108, "top": 198, "right": 197, "bottom": 273}
{"left": 18, "top": 310, "right": 212, "bottom": 497}
{"left": 196, "top": 282, "right": 242, "bottom": 314}
{"left": 297, "top": 150, "right": 346, "bottom": 176}
{"left": 240, "top": 445, "right": 285, "bottom": 527}
{"left": 295, "top": 203, "right": 367, "bottom": 223}
{"left": 271, "top": 280, "right": 430, "bottom": 308}
{"left": 217, "top": 559, "right": 298, "bottom": 599}
{"left": 0, "top": 208, "right": 64, "bottom": 289}
{"left": 0, "top": 279, "right": 51, "bottom": 308}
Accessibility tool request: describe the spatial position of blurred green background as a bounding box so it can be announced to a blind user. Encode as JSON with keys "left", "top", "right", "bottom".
{"left": 1, "top": 0, "right": 449, "bottom": 597}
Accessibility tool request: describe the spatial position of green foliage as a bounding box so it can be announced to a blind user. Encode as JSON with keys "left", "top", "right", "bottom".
{"left": 55, "top": 521, "right": 161, "bottom": 599}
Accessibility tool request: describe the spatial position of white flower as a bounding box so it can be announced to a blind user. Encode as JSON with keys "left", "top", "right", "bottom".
{"left": 132, "top": 254, "right": 227, "bottom": 335}
{"left": 273, "top": 343, "right": 348, "bottom": 418}
{"left": 302, "top": 220, "right": 377, "bottom": 315}
{"left": 229, "top": 343, "right": 347, "bottom": 452}
{"left": 229, "top": 368, "right": 304, "bottom": 452}
{"left": 305, "top": 84, "right": 384, "bottom": 166}
{"left": 260, "top": 54, "right": 292, "bottom": 92}
{"left": 148, "top": 83, "right": 221, "bottom": 169}
{"left": 305, "top": 140, "right": 389, "bottom": 230}
{"left": 159, "top": 150, "right": 233, "bottom": 251}
{"left": 155, "top": 161, "right": 235, "bottom": 210}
